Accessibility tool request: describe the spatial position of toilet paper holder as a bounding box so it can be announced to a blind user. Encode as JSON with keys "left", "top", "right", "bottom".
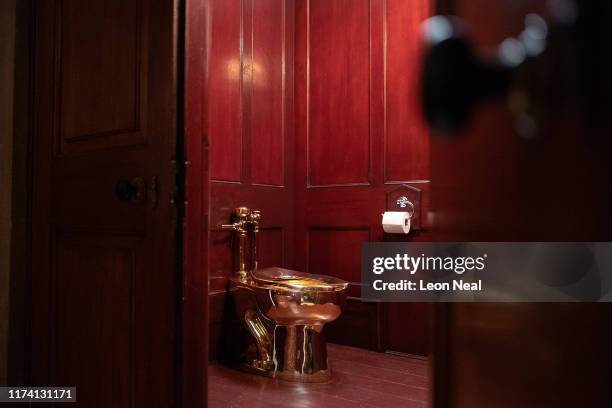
{"left": 384, "top": 184, "right": 422, "bottom": 230}
{"left": 394, "top": 197, "right": 414, "bottom": 218}
{"left": 380, "top": 199, "right": 414, "bottom": 218}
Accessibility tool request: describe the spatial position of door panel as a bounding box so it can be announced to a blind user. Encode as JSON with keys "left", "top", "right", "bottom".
{"left": 31, "top": 0, "right": 177, "bottom": 406}
{"left": 59, "top": 0, "right": 143, "bottom": 149}
{"left": 54, "top": 233, "right": 137, "bottom": 408}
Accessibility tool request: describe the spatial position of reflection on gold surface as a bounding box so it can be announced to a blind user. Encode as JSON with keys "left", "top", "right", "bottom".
{"left": 263, "top": 278, "right": 339, "bottom": 290}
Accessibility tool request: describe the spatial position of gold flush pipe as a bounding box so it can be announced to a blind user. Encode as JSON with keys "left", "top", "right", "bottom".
{"left": 248, "top": 210, "right": 261, "bottom": 271}
{"left": 221, "top": 206, "right": 251, "bottom": 279}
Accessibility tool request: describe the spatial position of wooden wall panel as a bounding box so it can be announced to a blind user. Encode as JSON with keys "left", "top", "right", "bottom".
{"left": 258, "top": 228, "right": 285, "bottom": 268}
{"left": 209, "top": 0, "right": 242, "bottom": 181}
{"left": 250, "top": 0, "right": 285, "bottom": 186}
{"left": 308, "top": 228, "right": 369, "bottom": 296}
{"left": 385, "top": 0, "right": 430, "bottom": 182}
{"left": 386, "top": 301, "right": 431, "bottom": 356}
{"left": 307, "top": 0, "right": 371, "bottom": 186}
{"left": 209, "top": 231, "right": 233, "bottom": 289}
{"left": 326, "top": 299, "right": 384, "bottom": 350}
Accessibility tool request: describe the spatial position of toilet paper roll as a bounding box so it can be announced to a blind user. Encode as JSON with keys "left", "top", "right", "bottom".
{"left": 382, "top": 211, "right": 411, "bottom": 234}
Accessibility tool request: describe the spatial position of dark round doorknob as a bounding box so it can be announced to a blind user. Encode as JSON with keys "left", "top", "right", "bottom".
{"left": 421, "top": 17, "right": 510, "bottom": 132}
{"left": 421, "top": 3, "right": 611, "bottom": 134}
{"left": 115, "top": 178, "right": 145, "bottom": 202}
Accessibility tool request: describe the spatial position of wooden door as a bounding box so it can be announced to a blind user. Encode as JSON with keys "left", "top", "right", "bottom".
{"left": 31, "top": 1, "right": 178, "bottom": 406}
{"left": 429, "top": 1, "right": 612, "bottom": 406}
{"left": 294, "top": 0, "right": 431, "bottom": 355}
{"left": 207, "top": 0, "right": 295, "bottom": 360}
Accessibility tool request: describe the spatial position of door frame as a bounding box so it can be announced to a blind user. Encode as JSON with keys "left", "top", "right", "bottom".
{"left": 182, "top": 0, "right": 210, "bottom": 406}
{"left": 6, "top": 0, "right": 32, "bottom": 389}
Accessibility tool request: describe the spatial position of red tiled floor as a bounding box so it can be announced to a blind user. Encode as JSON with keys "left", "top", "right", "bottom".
{"left": 208, "top": 343, "right": 430, "bottom": 407}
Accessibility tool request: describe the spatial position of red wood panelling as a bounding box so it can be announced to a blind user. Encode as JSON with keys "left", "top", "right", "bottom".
{"left": 208, "top": 0, "right": 294, "bottom": 361}
{"left": 206, "top": 0, "right": 431, "bottom": 359}
{"left": 385, "top": 302, "right": 431, "bottom": 357}
{"left": 327, "top": 299, "right": 385, "bottom": 350}
{"left": 307, "top": 0, "right": 371, "bottom": 186}
{"left": 294, "top": 0, "right": 432, "bottom": 355}
{"left": 308, "top": 228, "right": 369, "bottom": 297}
{"left": 209, "top": 231, "right": 233, "bottom": 282}
{"left": 209, "top": 0, "right": 242, "bottom": 181}
{"left": 250, "top": 0, "right": 285, "bottom": 186}
{"left": 385, "top": 0, "right": 430, "bottom": 182}
{"left": 258, "top": 228, "right": 285, "bottom": 267}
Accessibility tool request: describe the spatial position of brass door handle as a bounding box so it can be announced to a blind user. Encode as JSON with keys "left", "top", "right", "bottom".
{"left": 115, "top": 176, "right": 158, "bottom": 208}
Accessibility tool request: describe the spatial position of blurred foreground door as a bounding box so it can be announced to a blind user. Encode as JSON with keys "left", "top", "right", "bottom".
{"left": 429, "top": 1, "right": 612, "bottom": 407}
{"left": 31, "top": 1, "right": 178, "bottom": 406}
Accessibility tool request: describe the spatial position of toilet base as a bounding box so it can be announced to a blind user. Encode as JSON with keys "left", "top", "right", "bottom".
{"left": 229, "top": 270, "right": 347, "bottom": 384}
{"left": 240, "top": 324, "right": 332, "bottom": 383}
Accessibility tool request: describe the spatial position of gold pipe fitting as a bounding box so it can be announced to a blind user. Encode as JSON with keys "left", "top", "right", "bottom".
{"left": 221, "top": 207, "right": 251, "bottom": 279}
{"left": 248, "top": 210, "right": 261, "bottom": 271}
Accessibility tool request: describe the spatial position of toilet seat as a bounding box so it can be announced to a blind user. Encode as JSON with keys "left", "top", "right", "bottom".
{"left": 250, "top": 267, "right": 348, "bottom": 292}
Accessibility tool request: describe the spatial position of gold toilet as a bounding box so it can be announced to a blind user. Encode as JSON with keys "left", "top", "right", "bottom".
{"left": 222, "top": 207, "right": 348, "bottom": 382}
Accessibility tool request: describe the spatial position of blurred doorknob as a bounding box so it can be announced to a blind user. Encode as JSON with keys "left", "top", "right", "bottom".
{"left": 421, "top": 1, "right": 611, "bottom": 135}
{"left": 421, "top": 16, "right": 510, "bottom": 132}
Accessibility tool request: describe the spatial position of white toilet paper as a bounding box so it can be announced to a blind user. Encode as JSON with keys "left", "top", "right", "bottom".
{"left": 382, "top": 211, "right": 411, "bottom": 234}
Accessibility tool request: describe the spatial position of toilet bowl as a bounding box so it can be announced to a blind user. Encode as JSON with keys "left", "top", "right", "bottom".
{"left": 221, "top": 207, "right": 348, "bottom": 382}
{"left": 231, "top": 267, "right": 348, "bottom": 382}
